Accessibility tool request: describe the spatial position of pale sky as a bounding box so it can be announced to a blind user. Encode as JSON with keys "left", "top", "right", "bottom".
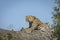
{"left": 0, "top": 0, "right": 55, "bottom": 31}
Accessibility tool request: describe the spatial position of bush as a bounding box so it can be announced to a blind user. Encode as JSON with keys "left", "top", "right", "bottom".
{"left": 0, "top": 36, "right": 3, "bottom": 40}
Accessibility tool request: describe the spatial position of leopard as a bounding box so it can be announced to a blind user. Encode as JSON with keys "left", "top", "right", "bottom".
{"left": 25, "top": 15, "right": 51, "bottom": 33}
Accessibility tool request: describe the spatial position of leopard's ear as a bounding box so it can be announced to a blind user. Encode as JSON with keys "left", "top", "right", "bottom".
{"left": 26, "top": 16, "right": 27, "bottom": 18}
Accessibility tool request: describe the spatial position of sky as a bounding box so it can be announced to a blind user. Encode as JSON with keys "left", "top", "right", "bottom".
{"left": 0, "top": 0, "right": 55, "bottom": 31}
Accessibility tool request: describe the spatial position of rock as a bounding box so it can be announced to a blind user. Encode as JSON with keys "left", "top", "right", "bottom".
{"left": 0, "top": 26, "right": 56, "bottom": 40}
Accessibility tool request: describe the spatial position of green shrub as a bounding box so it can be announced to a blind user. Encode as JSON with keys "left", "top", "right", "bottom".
{"left": 0, "top": 36, "right": 3, "bottom": 40}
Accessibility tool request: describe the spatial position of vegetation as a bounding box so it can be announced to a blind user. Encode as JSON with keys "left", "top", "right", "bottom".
{"left": 0, "top": 36, "right": 3, "bottom": 40}
{"left": 52, "top": 0, "right": 60, "bottom": 40}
